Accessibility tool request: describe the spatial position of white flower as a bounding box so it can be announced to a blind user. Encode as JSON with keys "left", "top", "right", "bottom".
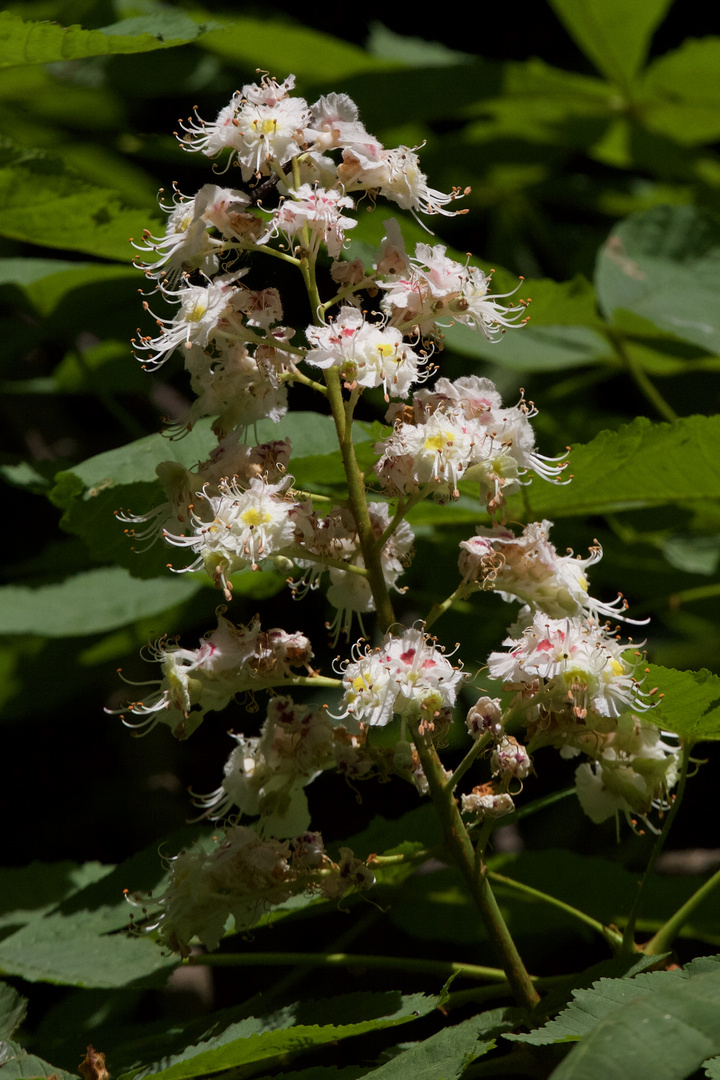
{"left": 106, "top": 613, "right": 314, "bottom": 739}
{"left": 305, "top": 307, "right": 428, "bottom": 399}
{"left": 458, "top": 520, "right": 637, "bottom": 623}
{"left": 337, "top": 627, "right": 466, "bottom": 728}
{"left": 487, "top": 613, "right": 651, "bottom": 725}
{"left": 491, "top": 736, "right": 532, "bottom": 780}
{"left": 338, "top": 145, "right": 468, "bottom": 221}
{"left": 133, "top": 279, "right": 240, "bottom": 370}
{"left": 274, "top": 185, "right": 357, "bottom": 257}
{"left": 164, "top": 475, "right": 297, "bottom": 596}
{"left": 177, "top": 75, "right": 309, "bottom": 180}
{"left": 461, "top": 790, "right": 515, "bottom": 818}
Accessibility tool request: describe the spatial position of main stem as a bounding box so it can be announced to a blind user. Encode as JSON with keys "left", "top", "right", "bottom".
{"left": 412, "top": 727, "right": 540, "bottom": 1011}
{"left": 324, "top": 366, "right": 396, "bottom": 632}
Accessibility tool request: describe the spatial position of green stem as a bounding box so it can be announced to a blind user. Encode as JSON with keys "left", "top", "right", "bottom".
{"left": 488, "top": 870, "right": 623, "bottom": 951}
{"left": 411, "top": 728, "right": 540, "bottom": 1010}
{"left": 623, "top": 742, "right": 691, "bottom": 953}
{"left": 188, "top": 950, "right": 514, "bottom": 983}
{"left": 285, "top": 546, "right": 370, "bottom": 577}
{"left": 643, "top": 865, "right": 720, "bottom": 956}
{"left": 375, "top": 486, "right": 434, "bottom": 553}
{"left": 446, "top": 733, "right": 492, "bottom": 794}
{"left": 324, "top": 367, "right": 396, "bottom": 632}
{"left": 607, "top": 328, "right": 678, "bottom": 423}
{"left": 426, "top": 582, "right": 476, "bottom": 631}
{"left": 285, "top": 675, "right": 342, "bottom": 691}
{"left": 282, "top": 367, "right": 328, "bottom": 395}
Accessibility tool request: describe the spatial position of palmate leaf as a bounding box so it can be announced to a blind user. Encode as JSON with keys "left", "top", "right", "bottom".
{"left": 0, "top": 10, "right": 209, "bottom": 68}
{"left": 120, "top": 993, "right": 436, "bottom": 1080}
{"left": 509, "top": 957, "right": 720, "bottom": 1080}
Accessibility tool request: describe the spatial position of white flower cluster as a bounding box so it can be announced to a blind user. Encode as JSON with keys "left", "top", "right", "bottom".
{"left": 375, "top": 376, "right": 567, "bottom": 506}
{"left": 336, "top": 626, "right": 466, "bottom": 729}
{"left": 132, "top": 825, "right": 374, "bottom": 956}
{"left": 108, "top": 611, "right": 313, "bottom": 740}
{"left": 459, "top": 519, "right": 635, "bottom": 622}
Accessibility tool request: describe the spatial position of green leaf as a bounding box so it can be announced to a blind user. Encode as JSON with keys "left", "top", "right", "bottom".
{"left": 0, "top": 10, "right": 209, "bottom": 68}
{"left": 508, "top": 956, "right": 720, "bottom": 1046}
{"left": 0, "top": 257, "right": 137, "bottom": 317}
{"left": 0, "top": 567, "right": 205, "bottom": 637}
{"left": 645, "top": 665, "right": 720, "bottom": 743}
{"left": 0, "top": 861, "right": 112, "bottom": 930}
{"left": 513, "top": 415, "right": 720, "bottom": 520}
{"left": 641, "top": 38, "right": 720, "bottom": 146}
{"left": 0, "top": 829, "right": 212, "bottom": 987}
{"left": 0, "top": 981, "right": 26, "bottom": 1039}
{"left": 0, "top": 908, "right": 178, "bottom": 987}
{"left": 0, "top": 1042, "right": 77, "bottom": 1080}
{"left": 362, "top": 1009, "right": 519, "bottom": 1078}
{"left": 595, "top": 205, "right": 720, "bottom": 355}
{"left": 0, "top": 139, "right": 160, "bottom": 261}
{"left": 123, "top": 993, "right": 436, "bottom": 1080}
{"left": 517, "top": 961, "right": 720, "bottom": 1080}
{"left": 444, "top": 323, "right": 609, "bottom": 372}
{"left": 197, "top": 16, "right": 389, "bottom": 82}
{"left": 546, "top": 0, "right": 673, "bottom": 85}
{"left": 705, "top": 1054, "right": 720, "bottom": 1079}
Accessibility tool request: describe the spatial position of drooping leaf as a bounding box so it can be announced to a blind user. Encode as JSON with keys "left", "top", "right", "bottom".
{"left": 0, "top": 10, "right": 209, "bottom": 68}
{"left": 546, "top": 0, "right": 673, "bottom": 85}
{"left": 595, "top": 205, "right": 720, "bottom": 354}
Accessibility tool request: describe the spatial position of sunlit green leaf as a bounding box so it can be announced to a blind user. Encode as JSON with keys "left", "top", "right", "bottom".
{"left": 0, "top": 567, "right": 204, "bottom": 637}
{"left": 515, "top": 415, "right": 720, "bottom": 520}
{"left": 645, "top": 665, "right": 720, "bottom": 743}
{"left": 641, "top": 38, "right": 720, "bottom": 145}
{"left": 513, "top": 959, "right": 720, "bottom": 1080}
{"left": 0, "top": 10, "right": 209, "bottom": 68}
{"left": 546, "top": 0, "right": 673, "bottom": 85}
{"left": 0, "top": 139, "right": 159, "bottom": 260}
{"left": 197, "top": 16, "right": 389, "bottom": 82}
